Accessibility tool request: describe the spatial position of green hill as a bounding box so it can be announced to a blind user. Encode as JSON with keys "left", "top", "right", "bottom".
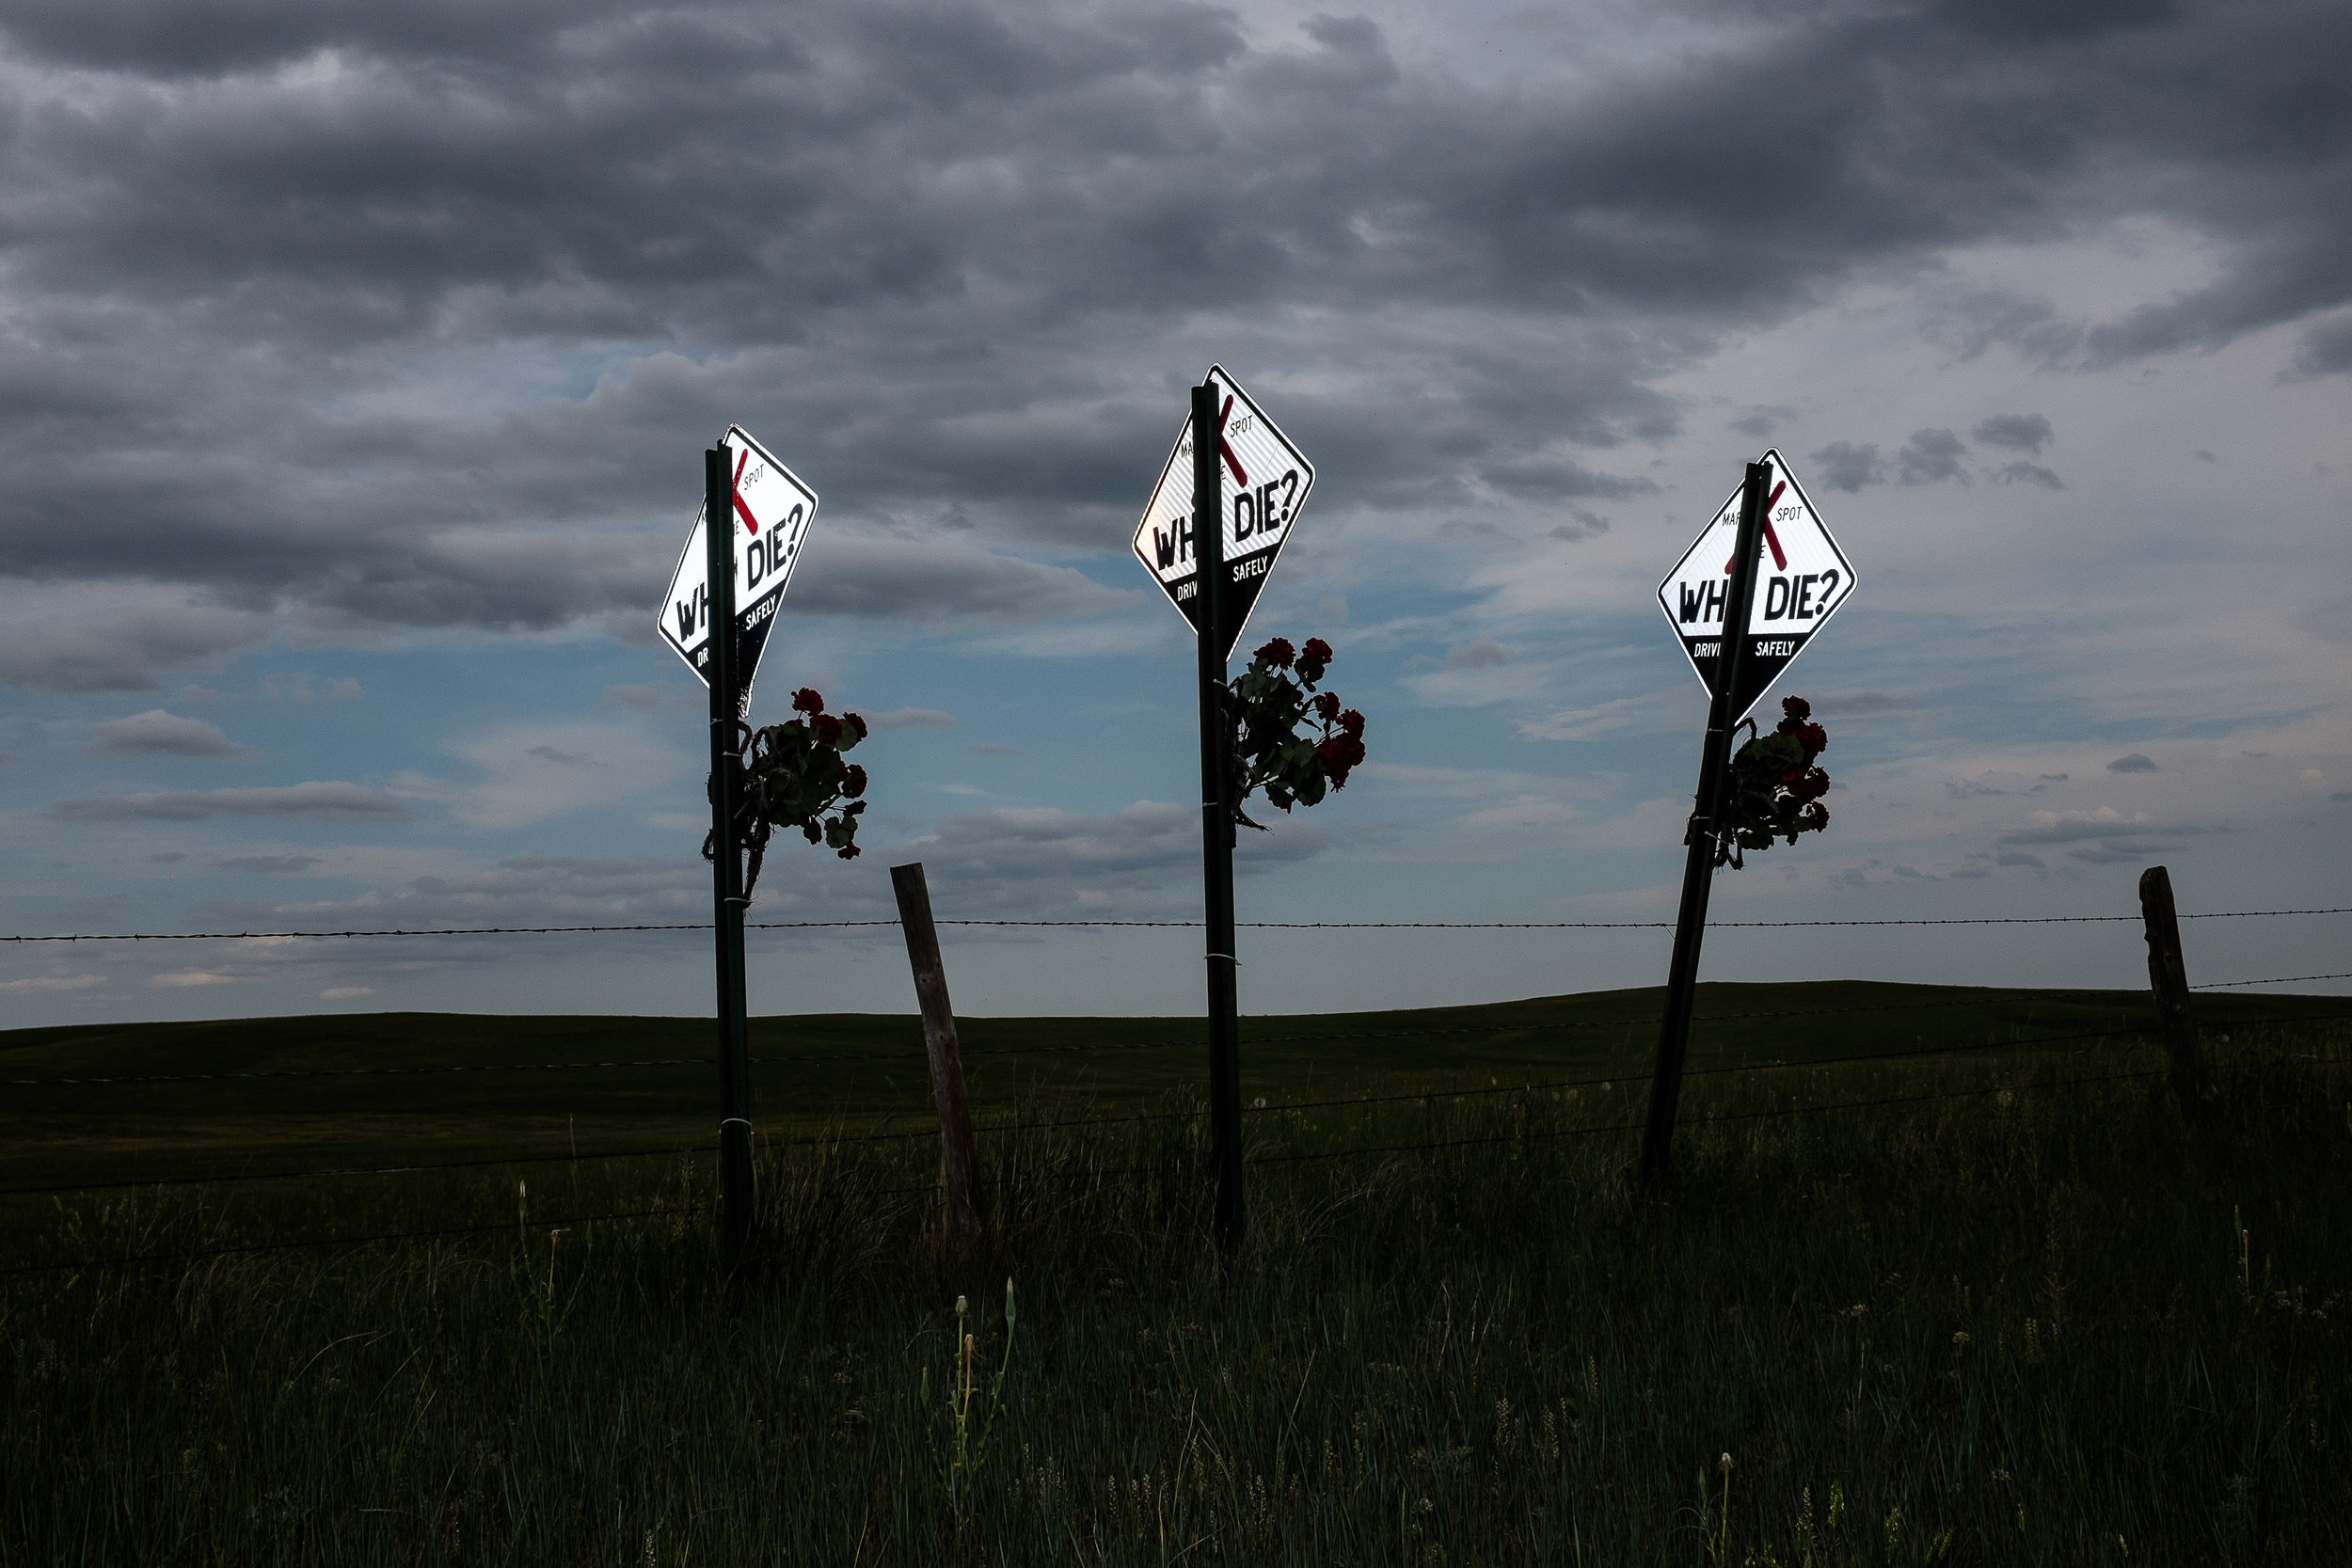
{"left": 6, "top": 981, "right": 2337, "bottom": 1201}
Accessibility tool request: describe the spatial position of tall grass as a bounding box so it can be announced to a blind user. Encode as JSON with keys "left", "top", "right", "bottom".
{"left": 5, "top": 1020, "right": 2348, "bottom": 1563}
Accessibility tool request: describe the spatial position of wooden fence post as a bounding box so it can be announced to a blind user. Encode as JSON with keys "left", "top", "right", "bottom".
{"left": 890, "top": 862, "right": 983, "bottom": 1245}
{"left": 2138, "top": 864, "right": 2220, "bottom": 1124}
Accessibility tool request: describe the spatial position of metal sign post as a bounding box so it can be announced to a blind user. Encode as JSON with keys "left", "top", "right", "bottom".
{"left": 1134, "top": 365, "right": 1313, "bottom": 1253}
{"left": 702, "top": 445, "right": 755, "bottom": 1276}
{"left": 1191, "top": 377, "right": 1247, "bottom": 1251}
{"left": 662, "top": 425, "right": 817, "bottom": 1282}
{"left": 1640, "top": 460, "right": 1772, "bottom": 1193}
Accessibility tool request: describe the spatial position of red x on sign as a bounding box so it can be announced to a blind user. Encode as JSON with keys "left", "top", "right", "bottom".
{"left": 731, "top": 448, "right": 760, "bottom": 534}
{"left": 1130, "top": 365, "right": 1319, "bottom": 657}
{"left": 1215, "top": 395, "right": 1248, "bottom": 487}
{"left": 1724, "top": 480, "right": 1788, "bottom": 573}
{"left": 657, "top": 424, "right": 821, "bottom": 695}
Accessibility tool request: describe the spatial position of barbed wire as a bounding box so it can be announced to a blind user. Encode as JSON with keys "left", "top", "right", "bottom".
{"left": 2195, "top": 971, "right": 2352, "bottom": 990}
{"left": 0, "top": 922, "right": 900, "bottom": 943}
{"left": 7, "top": 906, "right": 2347, "bottom": 943}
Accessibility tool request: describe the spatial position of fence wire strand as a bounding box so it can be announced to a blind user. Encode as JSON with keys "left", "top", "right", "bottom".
{"left": 7, "top": 906, "right": 2347, "bottom": 942}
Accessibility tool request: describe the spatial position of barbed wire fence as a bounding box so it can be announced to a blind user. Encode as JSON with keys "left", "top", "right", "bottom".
{"left": 3, "top": 901, "right": 2347, "bottom": 1277}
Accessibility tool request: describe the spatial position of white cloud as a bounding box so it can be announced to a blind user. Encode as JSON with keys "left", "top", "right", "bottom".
{"left": 870, "top": 707, "right": 958, "bottom": 730}
{"left": 1458, "top": 795, "right": 1580, "bottom": 831}
{"left": 1518, "top": 694, "right": 1677, "bottom": 742}
{"left": 85, "top": 708, "right": 262, "bottom": 758}
{"left": 0, "top": 974, "right": 103, "bottom": 993}
{"left": 397, "top": 718, "right": 693, "bottom": 831}
{"left": 149, "top": 970, "right": 239, "bottom": 987}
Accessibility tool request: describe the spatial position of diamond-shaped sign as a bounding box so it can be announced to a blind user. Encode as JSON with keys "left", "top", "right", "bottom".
{"left": 1131, "top": 366, "right": 1315, "bottom": 657}
{"left": 658, "top": 425, "right": 818, "bottom": 708}
{"left": 1658, "top": 449, "right": 1857, "bottom": 722}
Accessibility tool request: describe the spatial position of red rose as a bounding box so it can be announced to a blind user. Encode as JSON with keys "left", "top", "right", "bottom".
{"left": 845, "top": 712, "right": 869, "bottom": 740}
{"left": 836, "top": 843, "right": 862, "bottom": 860}
{"left": 1312, "top": 691, "right": 1341, "bottom": 722}
{"left": 1339, "top": 709, "right": 1365, "bottom": 738}
{"left": 814, "top": 714, "right": 844, "bottom": 745}
{"left": 1801, "top": 722, "right": 1827, "bottom": 753}
{"left": 842, "top": 764, "right": 867, "bottom": 798}
{"left": 1255, "top": 638, "right": 1295, "bottom": 668}
{"left": 1318, "top": 736, "right": 1365, "bottom": 772}
{"left": 1782, "top": 695, "right": 1810, "bottom": 721}
{"left": 1301, "top": 638, "right": 1333, "bottom": 665}
{"left": 792, "top": 689, "right": 825, "bottom": 715}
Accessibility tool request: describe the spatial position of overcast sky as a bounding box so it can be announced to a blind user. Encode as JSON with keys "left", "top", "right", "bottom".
{"left": 2, "top": 0, "right": 2346, "bottom": 1027}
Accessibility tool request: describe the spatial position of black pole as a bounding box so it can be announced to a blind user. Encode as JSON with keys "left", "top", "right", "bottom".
{"left": 705, "top": 444, "right": 755, "bottom": 1277}
{"left": 1640, "top": 460, "right": 1773, "bottom": 1193}
{"left": 1193, "top": 378, "right": 1245, "bottom": 1251}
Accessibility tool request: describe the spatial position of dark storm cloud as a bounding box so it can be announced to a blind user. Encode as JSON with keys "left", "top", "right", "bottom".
{"left": 1, "top": 0, "right": 2346, "bottom": 685}
{"left": 785, "top": 538, "right": 1136, "bottom": 622}
{"left": 216, "top": 854, "right": 321, "bottom": 873}
{"left": 1896, "top": 429, "right": 1970, "bottom": 486}
{"left": 2286, "top": 314, "right": 2352, "bottom": 378}
{"left": 1971, "top": 414, "right": 2054, "bottom": 454}
{"left": 51, "top": 781, "right": 418, "bottom": 820}
{"left": 1808, "top": 441, "right": 1887, "bottom": 493}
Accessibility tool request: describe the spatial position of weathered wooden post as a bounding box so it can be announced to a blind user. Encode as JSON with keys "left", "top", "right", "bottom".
{"left": 891, "top": 862, "right": 982, "bottom": 1245}
{"left": 2138, "top": 864, "right": 2219, "bottom": 1123}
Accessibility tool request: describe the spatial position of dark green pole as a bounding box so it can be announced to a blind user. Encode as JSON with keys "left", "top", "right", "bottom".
{"left": 1193, "top": 378, "right": 1245, "bottom": 1251}
{"left": 705, "top": 444, "right": 755, "bottom": 1277}
{"left": 1641, "top": 460, "right": 1772, "bottom": 1193}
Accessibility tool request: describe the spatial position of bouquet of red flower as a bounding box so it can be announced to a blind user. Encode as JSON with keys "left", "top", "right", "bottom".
{"left": 1226, "top": 636, "right": 1367, "bottom": 831}
{"left": 705, "top": 687, "right": 869, "bottom": 896}
{"left": 1718, "top": 695, "right": 1830, "bottom": 863}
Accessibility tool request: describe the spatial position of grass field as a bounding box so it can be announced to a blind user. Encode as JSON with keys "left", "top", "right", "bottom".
{"left": 5, "top": 983, "right": 2349, "bottom": 1562}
